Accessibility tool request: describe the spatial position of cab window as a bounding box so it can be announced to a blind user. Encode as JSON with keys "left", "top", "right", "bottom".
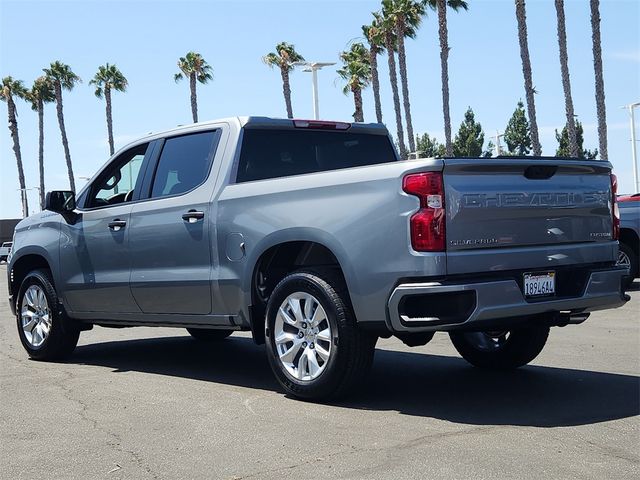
{"left": 150, "top": 131, "right": 218, "bottom": 198}
{"left": 87, "top": 143, "right": 149, "bottom": 208}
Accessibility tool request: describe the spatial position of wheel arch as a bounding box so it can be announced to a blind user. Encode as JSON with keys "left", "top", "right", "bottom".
{"left": 619, "top": 228, "right": 639, "bottom": 260}
{"left": 245, "top": 229, "right": 354, "bottom": 344}
{"left": 9, "top": 250, "right": 54, "bottom": 311}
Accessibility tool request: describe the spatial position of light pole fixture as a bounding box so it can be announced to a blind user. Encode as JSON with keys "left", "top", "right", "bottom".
{"left": 292, "top": 61, "right": 336, "bottom": 120}
{"left": 622, "top": 102, "right": 640, "bottom": 193}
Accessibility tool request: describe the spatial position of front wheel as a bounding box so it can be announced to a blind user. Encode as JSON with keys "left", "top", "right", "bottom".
{"left": 16, "top": 269, "right": 80, "bottom": 361}
{"left": 449, "top": 325, "right": 550, "bottom": 369}
{"left": 265, "top": 269, "right": 376, "bottom": 401}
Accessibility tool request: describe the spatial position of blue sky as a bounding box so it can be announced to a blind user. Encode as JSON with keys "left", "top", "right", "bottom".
{"left": 1, "top": 0, "right": 638, "bottom": 218}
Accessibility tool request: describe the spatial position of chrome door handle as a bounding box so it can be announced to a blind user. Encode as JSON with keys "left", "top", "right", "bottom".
{"left": 108, "top": 219, "right": 127, "bottom": 231}
{"left": 182, "top": 210, "right": 205, "bottom": 223}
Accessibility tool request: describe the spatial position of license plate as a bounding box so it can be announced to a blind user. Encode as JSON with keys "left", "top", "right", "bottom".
{"left": 523, "top": 272, "right": 556, "bottom": 297}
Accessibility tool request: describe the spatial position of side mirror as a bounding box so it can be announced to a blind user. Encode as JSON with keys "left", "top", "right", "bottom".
{"left": 45, "top": 191, "right": 76, "bottom": 213}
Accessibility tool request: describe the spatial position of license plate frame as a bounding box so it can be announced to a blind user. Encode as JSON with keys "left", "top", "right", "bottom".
{"left": 523, "top": 271, "right": 556, "bottom": 298}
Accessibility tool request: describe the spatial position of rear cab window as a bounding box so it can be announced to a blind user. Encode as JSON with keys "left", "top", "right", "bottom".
{"left": 149, "top": 130, "right": 220, "bottom": 198}
{"left": 236, "top": 128, "right": 397, "bottom": 183}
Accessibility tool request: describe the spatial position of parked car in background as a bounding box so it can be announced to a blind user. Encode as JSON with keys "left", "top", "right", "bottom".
{"left": 6, "top": 117, "right": 629, "bottom": 401}
{"left": 0, "top": 242, "right": 12, "bottom": 263}
{"left": 618, "top": 194, "right": 640, "bottom": 288}
{"left": 618, "top": 193, "right": 640, "bottom": 203}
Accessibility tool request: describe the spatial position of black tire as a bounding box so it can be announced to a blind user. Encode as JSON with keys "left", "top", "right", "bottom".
{"left": 186, "top": 328, "right": 233, "bottom": 341}
{"left": 265, "top": 268, "right": 377, "bottom": 401}
{"left": 449, "top": 325, "right": 550, "bottom": 369}
{"left": 618, "top": 242, "right": 638, "bottom": 290}
{"left": 16, "top": 269, "right": 80, "bottom": 361}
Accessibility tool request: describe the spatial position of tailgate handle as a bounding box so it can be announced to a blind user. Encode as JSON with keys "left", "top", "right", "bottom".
{"left": 524, "top": 165, "right": 558, "bottom": 180}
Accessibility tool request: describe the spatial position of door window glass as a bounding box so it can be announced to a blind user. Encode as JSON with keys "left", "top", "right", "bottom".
{"left": 150, "top": 131, "right": 217, "bottom": 198}
{"left": 88, "top": 143, "right": 149, "bottom": 208}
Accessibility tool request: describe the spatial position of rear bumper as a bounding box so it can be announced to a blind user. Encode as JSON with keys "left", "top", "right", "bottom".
{"left": 387, "top": 267, "right": 628, "bottom": 333}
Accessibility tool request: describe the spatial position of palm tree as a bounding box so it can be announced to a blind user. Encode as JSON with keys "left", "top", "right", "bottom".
{"left": 590, "top": 0, "right": 607, "bottom": 159}
{"left": 28, "top": 76, "right": 55, "bottom": 210}
{"left": 382, "top": 0, "right": 426, "bottom": 154}
{"left": 1, "top": 77, "right": 29, "bottom": 217}
{"left": 43, "top": 61, "right": 81, "bottom": 192}
{"left": 431, "top": 0, "right": 468, "bottom": 156}
{"left": 376, "top": 11, "right": 408, "bottom": 159}
{"left": 362, "top": 19, "right": 385, "bottom": 123}
{"left": 337, "top": 43, "right": 372, "bottom": 122}
{"left": 263, "top": 42, "right": 304, "bottom": 119}
{"left": 514, "top": 0, "right": 541, "bottom": 156}
{"left": 554, "top": 0, "right": 578, "bottom": 157}
{"left": 89, "top": 63, "right": 128, "bottom": 156}
{"left": 174, "top": 52, "right": 213, "bottom": 123}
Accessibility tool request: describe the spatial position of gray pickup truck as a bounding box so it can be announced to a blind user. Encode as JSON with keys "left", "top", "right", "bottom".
{"left": 7, "top": 117, "right": 628, "bottom": 400}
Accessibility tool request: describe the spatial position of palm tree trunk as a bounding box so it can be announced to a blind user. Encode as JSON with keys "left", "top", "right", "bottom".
{"left": 280, "top": 66, "right": 293, "bottom": 119}
{"left": 37, "top": 97, "right": 45, "bottom": 210}
{"left": 515, "top": 0, "right": 542, "bottom": 156}
{"left": 590, "top": 0, "right": 607, "bottom": 160}
{"left": 370, "top": 46, "right": 383, "bottom": 123}
{"left": 190, "top": 72, "right": 198, "bottom": 123}
{"left": 54, "top": 82, "right": 76, "bottom": 192}
{"left": 352, "top": 86, "right": 364, "bottom": 123}
{"left": 555, "top": 0, "right": 578, "bottom": 157}
{"left": 437, "top": 0, "right": 453, "bottom": 157}
{"left": 105, "top": 85, "right": 115, "bottom": 155}
{"left": 6, "top": 95, "right": 29, "bottom": 217}
{"left": 385, "top": 32, "right": 408, "bottom": 160}
{"left": 395, "top": 17, "right": 415, "bottom": 153}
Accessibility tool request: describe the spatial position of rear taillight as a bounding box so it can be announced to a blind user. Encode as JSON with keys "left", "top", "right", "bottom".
{"left": 611, "top": 173, "right": 620, "bottom": 240}
{"left": 403, "top": 172, "right": 445, "bottom": 252}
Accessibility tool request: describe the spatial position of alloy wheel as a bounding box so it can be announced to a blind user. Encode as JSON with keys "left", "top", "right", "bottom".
{"left": 21, "top": 285, "right": 52, "bottom": 348}
{"left": 273, "top": 292, "right": 333, "bottom": 381}
{"left": 617, "top": 250, "right": 631, "bottom": 269}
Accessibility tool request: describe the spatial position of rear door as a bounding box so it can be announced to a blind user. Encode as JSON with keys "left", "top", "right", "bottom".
{"left": 128, "top": 129, "right": 222, "bottom": 314}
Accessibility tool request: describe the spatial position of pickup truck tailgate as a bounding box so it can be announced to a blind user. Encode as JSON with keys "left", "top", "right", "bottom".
{"left": 444, "top": 159, "right": 614, "bottom": 253}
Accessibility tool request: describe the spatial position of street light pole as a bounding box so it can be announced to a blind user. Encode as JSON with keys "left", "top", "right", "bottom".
{"left": 624, "top": 102, "right": 640, "bottom": 193}
{"left": 311, "top": 68, "right": 320, "bottom": 120}
{"left": 492, "top": 130, "right": 504, "bottom": 157}
{"left": 293, "top": 61, "right": 336, "bottom": 120}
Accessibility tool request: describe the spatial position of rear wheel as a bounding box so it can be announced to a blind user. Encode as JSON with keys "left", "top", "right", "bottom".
{"left": 186, "top": 328, "right": 233, "bottom": 341}
{"left": 449, "top": 325, "right": 550, "bottom": 369}
{"left": 265, "top": 269, "right": 376, "bottom": 401}
{"left": 16, "top": 269, "right": 80, "bottom": 360}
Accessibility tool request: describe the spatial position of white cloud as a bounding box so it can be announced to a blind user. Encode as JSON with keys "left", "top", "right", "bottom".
{"left": 607, "top": 50, "right": 640, "bottom": 63}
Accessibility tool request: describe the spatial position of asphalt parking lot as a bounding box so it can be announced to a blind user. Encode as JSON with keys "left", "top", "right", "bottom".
{"left": 1, "top": 264, "right": 638, "bottom": 480}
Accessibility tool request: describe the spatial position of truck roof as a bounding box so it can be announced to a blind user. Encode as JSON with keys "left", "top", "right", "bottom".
{"left": 125, "top": 116, "right": 389, "bottom": 147}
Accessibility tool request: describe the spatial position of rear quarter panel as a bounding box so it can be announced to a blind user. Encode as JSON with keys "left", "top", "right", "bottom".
{"left": 215, "top": 158, "right": 446, "bottom": 324}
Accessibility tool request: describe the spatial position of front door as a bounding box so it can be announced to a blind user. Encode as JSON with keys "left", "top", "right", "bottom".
{"left": 59, "top": 142, "right": 151, "bottom": 313}
{"left": 128, "top": 130, "right": 221, "bottom": 315}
